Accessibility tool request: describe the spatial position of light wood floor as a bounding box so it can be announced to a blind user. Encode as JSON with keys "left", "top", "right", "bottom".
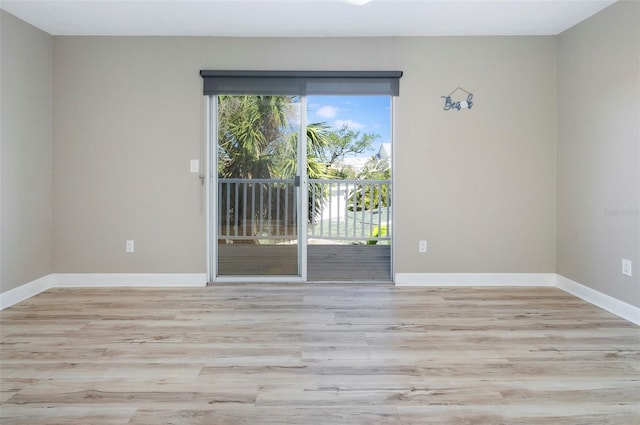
{"left": 1, "top": 285, "right": 638, "bottom": 424}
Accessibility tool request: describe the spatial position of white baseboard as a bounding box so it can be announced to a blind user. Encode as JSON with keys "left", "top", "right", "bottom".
{"left": 395, "top": 273, "right": 557, "bottom": 287}
{"left": 0, "top": 274, "right": 55, "bottom": 310}
{"left": 394, "top": 272, "right": 639, "bottom": 326}
{"left": 555, "top": 274, "right": 640, "bottom": 326}
{"left": 0, "top": 273, "right": 207, "bottom": 310}
{"left": 3, "top": 273, "right": 638, "bottom": 325}
{"left": 55, "top": 273, "right": 208, "bottom": 288}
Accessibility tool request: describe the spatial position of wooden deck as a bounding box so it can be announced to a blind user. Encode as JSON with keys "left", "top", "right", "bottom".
{"left": 307, "top": 244, "right": 391, "bottom": 281}
{"left": 1, "top": 284, "right": 638, "bottom": 424}
{"left": 217, "top": 244, "right": 299, "bottom": 276}
{"left": 218, "top": 244, "right": 391, "bottom": 281}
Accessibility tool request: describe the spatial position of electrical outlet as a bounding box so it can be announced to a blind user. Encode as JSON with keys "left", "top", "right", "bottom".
{"left": 419, "top": 240, "right": 427, "bottom": 253}
{"left": 126, "top": 240, "right": 135, "bottom": 253}
{"left": 622, "top": 259, "right": 632, "bottom": 277}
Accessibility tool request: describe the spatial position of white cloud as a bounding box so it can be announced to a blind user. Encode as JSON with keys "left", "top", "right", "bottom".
{"left": 334, "top": 119, "right": 365, "bottom": 130}
{"left": 316, "top": 105, "right": 338, "bottom": 119}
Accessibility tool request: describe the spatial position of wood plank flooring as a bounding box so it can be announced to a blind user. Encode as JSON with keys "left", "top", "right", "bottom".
{"left": 1, "top": 285, "right": 638, "bottom": 424}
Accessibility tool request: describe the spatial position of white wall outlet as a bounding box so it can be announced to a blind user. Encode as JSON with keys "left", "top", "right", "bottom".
{"left": 419, "top": 240, "right": 427, "bottom": 253}
{"left": 125, "top": 240, "right": 135, "bottom": 253}
{"left": 622, "top": 259, "right": 632, "bottom": 277}
{"left": 190, "top": 159, "right": 199, "bottom": 173}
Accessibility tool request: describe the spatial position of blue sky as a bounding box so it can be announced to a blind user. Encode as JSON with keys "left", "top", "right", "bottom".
{"left": 307, "top": 96, "right": 391, "bottom": 157}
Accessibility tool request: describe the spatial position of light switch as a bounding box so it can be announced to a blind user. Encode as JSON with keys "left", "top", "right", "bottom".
{"left": 419, "top": 240, "right": 427, "bottom": 253}
{"left": 190, "top": 159, "right": 199, "bottom": 173}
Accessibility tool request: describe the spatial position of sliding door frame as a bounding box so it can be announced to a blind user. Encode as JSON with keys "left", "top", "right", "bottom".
{"left": 206, "top": 95, "right": 397, "bottom": 284}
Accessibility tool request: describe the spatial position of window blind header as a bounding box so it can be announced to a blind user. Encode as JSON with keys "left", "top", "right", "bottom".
{"left": 199, "top": 70, "right": 403, "bottom": 96}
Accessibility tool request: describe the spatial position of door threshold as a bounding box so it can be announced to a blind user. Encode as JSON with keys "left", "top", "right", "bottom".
{"left": 306, "top": 280, "right": 394, "bottom": 285}
{"left": 208, "top": 280, "right": 394, "bottom": 286}
{"left": 208, "top": 276, "right": 304, "bottom": 285}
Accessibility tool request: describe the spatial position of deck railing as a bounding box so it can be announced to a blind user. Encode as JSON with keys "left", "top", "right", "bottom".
{"left": 218, "top": 178, "right": 391, "bottom": 243}
{"left": 308, "top": 179, "right": 391, "bottom": 243}
{"left": 218, "top": 178, "right": 297, "bottom": 241}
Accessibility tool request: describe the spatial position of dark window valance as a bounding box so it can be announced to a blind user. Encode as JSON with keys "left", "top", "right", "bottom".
{"left": 199, "top": 70, "right": 403, "bottom": 96}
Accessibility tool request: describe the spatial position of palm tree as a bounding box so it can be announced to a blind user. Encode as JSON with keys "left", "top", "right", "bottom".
{"left": 217, "top": 95, "right": 291, "bottom": 179}
{"left": 217, "top": 96, "right": 333, "bottom": 239}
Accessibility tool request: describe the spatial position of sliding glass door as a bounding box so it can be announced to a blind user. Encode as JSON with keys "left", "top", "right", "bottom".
{"left": 201, "top": 70, "right": 402, "bottom": 281}
{"left": 215, "top": 95, "right": 304, "bottom": 276}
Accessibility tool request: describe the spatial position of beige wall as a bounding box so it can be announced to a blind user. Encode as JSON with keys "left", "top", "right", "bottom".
{"left": 53, "top": 37, "right": 205, "bottom": 272}
{"left": 394, "top": 37, "right": 556, "bottom": 273}
{"left": 0, "top": 11, "right": 53, "bottom": 292}
{"left": 52, "top": 36, "right": 557, "bottom": 275}
{"left": 557, "top": 0, "right": 640, "bottom": 307}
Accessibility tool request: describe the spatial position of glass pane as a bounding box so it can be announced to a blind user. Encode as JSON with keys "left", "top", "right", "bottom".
{"left": 217, "top": 96, "right": 300, "bottom": 276}
{"left": 305, "top": 95, "right": 392, "bottom": 281}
